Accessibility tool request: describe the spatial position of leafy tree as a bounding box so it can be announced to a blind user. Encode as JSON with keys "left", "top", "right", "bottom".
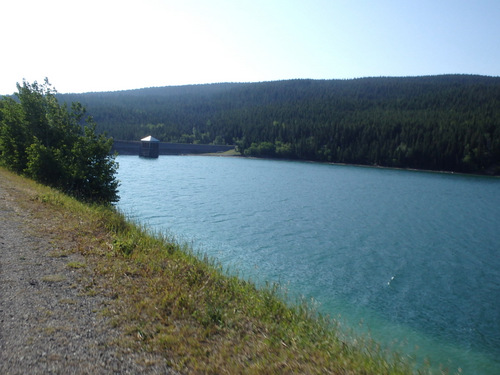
{"left": 67, "top": 120, "right": 118, "bottom": 203}
{"left": 0, "top": 79, "right": 119, "bottom": 203}
{"left": 0, "top": 97, "right": 29, "bottom": 172}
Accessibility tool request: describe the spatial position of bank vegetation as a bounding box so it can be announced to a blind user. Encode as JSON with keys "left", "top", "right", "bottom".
{"left": 0, "top": 167, "right": 441, "bottom": 374}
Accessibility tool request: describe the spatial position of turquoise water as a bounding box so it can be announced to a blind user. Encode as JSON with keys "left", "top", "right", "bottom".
{"left": 116, "top": 155, "right": 500, "bottom": 374}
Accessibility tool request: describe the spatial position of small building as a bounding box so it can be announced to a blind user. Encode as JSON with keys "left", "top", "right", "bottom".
{"left": 139, "top": 135, "right": 160, "bottom": 158}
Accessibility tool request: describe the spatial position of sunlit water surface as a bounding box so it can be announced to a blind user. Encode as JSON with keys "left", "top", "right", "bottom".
{"left": 116, "top": 155, "right": 500, "bottom": 374}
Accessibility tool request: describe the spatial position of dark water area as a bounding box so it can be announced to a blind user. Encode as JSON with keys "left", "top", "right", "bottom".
{"left": 116, "top": 155, "right": 500, "bottom": 374}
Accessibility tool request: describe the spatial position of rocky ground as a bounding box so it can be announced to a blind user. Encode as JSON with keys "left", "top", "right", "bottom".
{"left": 0, "top": 172, "right": 177, "bottom": 375}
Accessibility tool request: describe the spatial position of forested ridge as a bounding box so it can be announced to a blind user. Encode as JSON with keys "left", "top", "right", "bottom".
{"left": 59, "top": 75, "right": 500, "bottom": 174}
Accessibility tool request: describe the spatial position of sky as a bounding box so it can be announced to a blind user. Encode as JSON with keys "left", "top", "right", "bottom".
{"left": 1, "top": 0, "right": 499, "bottom": 94}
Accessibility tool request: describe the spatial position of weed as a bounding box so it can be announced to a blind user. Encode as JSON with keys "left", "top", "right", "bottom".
{"left": 42, "top": 274, "right": 66, "bottom": 283}
{"left": 58, "top": 298, "right": 77, "bottom": 305}
{"left": 43, "top": 326, "right": 59, "bottom": 335}
{"left": 66, "top": 261, "right": 86, "bottom": 269}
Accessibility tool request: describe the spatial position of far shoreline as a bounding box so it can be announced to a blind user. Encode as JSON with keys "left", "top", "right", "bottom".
{"left": 194, "top": 150, "right": 500, "bottom": 178}
{"left": 114, "top": 142, "right": 499, "bottom": 178}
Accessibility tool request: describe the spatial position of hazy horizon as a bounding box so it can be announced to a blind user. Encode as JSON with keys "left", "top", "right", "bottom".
{"left": 2, "top": 0, "right": 500, "bottom": 95}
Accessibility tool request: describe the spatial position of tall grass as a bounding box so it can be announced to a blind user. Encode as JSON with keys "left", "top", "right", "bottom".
{"left": 1, "top": 167, "right": 441, "bottom": 374}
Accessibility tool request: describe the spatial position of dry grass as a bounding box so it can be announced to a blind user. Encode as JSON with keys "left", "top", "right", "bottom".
{"left": 0, "top": 166, "right": 439, "bottom": 374}
{"left": 41, "top": 274, "right": 66, "bottom": 283}
{"left": 66, "top": 261, "right": 86, "bottom": 269}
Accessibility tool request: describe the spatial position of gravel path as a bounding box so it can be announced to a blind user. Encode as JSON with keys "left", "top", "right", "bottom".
{"left": 0, "top": 175, "right": 177, "bottom": 374}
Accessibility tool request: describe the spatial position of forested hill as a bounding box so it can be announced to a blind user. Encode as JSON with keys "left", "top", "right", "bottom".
{"left": 58, "top": 75, "right": 500, "bottom": 175}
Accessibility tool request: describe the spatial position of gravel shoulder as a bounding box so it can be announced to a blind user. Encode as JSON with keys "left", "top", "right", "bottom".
{"left": 0, "top": 171, "right": 176, "bottom": 374}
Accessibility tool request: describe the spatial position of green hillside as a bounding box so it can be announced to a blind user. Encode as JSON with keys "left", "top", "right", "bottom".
{"left": 59, "top": 75, "right": 500, "bottom": 174}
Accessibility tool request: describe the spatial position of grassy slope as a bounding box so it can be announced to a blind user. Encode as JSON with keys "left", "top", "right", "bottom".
{"left": 0, "top": 167, "right": 436, "bottom": 374}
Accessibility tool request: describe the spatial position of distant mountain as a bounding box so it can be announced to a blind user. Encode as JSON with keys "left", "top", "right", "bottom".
{"left": 58, "top": 75, "right": 500, "bottom": 174}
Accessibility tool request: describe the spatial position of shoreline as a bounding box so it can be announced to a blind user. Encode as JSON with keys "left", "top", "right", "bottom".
{"left": 0, "top": 166, "right": 427, "bottom": 374}
{"left": 112, "top": 139, "right": 498, "bottom": 177}
{"left": 111, "top": 140, "right": 235, "bottom": 156}
{"left": 193, "top": 151, "right": 500, "bottom": 178}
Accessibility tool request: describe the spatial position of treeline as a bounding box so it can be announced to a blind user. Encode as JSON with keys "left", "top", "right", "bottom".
{"left": 0, "top": 79, "right": 119, "bottom": 203}
{"left": 59, "top": 75, "right": 500, "bottom": 174}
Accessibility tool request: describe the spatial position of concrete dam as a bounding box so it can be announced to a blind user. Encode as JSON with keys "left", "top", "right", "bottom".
{"left": 112, "top": 140, "right": 235, "bottom": 156}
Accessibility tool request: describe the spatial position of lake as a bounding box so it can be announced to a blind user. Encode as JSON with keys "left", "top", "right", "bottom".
{"left": 116, "top": 155, "right": 500, "bottom": 374}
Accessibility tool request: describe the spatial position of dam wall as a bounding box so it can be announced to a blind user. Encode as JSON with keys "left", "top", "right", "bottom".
{"left": 112, "top": 140, "right": 235, "bottom": 156}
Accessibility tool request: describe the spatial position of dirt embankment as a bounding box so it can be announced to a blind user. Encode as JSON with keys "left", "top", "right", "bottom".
{"left": 0, "top": 170, "right": 177, "bottom": 375}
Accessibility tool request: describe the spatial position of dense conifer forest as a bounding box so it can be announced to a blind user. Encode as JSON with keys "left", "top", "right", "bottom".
{"left": 58, "top": 75, "right": 500, "bottom": 175}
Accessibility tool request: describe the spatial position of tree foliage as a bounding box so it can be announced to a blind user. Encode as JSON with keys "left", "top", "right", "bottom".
{"left": 0, "top": 79, "right": 119, "bottom": 203}
{"left": 58, "top": 75, "right": 500, "bottom": 175}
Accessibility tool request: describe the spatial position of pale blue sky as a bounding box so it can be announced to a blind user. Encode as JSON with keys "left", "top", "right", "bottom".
{"left": 1, "top": 0, "right": 499, "bottom": 94}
